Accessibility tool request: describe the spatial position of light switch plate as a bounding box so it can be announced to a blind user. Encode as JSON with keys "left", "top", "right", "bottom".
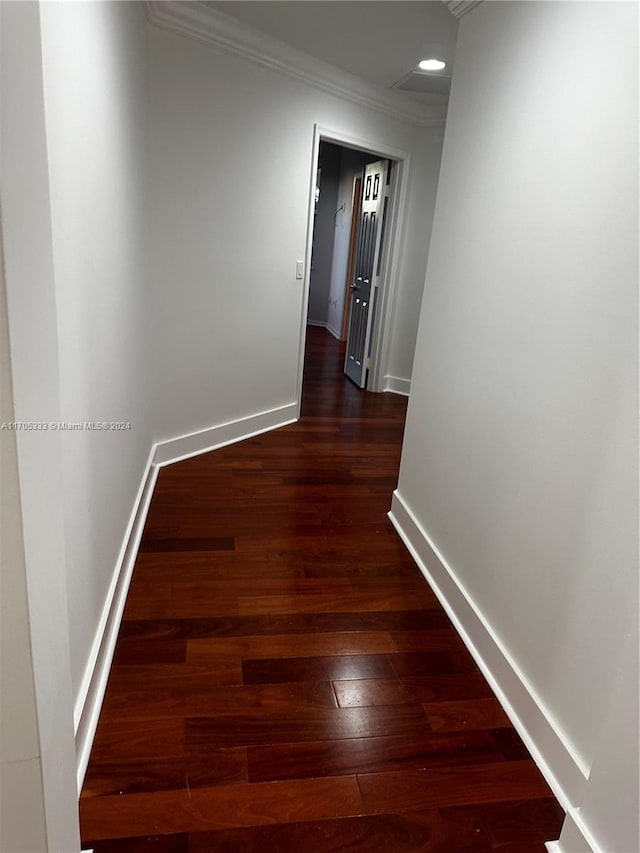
{"left": 296, "top": 260, "right": 304, "bottom": 280}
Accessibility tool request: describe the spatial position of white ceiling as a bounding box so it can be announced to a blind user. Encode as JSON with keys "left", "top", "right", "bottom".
{"left": 203, "top": 1, "right": 459, "bottom": 104}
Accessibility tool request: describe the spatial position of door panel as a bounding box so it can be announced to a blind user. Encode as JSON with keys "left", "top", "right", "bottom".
{"left": 341, "top": 176, "right": 363, "bottom": 341}
{"left": 344, "top": 160, "right": 387, "bottom": 388}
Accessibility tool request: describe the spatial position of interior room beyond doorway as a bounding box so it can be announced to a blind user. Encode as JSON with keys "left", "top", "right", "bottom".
{"left": 307, "top": 141, "right": 382, "bottom": 358}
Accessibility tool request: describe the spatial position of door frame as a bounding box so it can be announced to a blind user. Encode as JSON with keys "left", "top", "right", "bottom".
{"left": 295, "top": 124, "right": 411, "bottom": 414}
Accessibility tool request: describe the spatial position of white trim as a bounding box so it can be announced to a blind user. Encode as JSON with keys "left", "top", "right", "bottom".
{"left": 444, "top": 0, "right": 483, "bottom": 19}
{"left": 295, "top": 124, "right": 321, "bottom": 419}
{"left": 73, "top": 404, "right": 299, "bottom": 789}
{"left": 388, "top": 489, "right": 588, "bottom": 814}
{"left": 153, "top": 403, "right": 297, "bottom": 467}
{"left": 325, "top": 321, "right": 342, "bottom": 341}
{"left": 545, "top": 808, "right": 602, "bottom": 853}
{"left": 367, "top": 157, "right": 410, "bottom": 393}
{"left": 297, "top": 125, "right": 412, "bottom": 405}
{"left": 74, "top": 449, "right": 159, "bottom": 791}
{"left": 383, "top": 374, "right": 411, "bottom": 396}
{"left": 312, "top": 126, "right": 411, "bottom": 171}
{"left": 143, "top": 1, "right": 446, "bottom": 129}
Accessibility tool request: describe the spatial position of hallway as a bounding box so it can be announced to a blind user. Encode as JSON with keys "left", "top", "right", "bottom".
{"left": 80, "top": 328, "right": 563, "bottom": 851}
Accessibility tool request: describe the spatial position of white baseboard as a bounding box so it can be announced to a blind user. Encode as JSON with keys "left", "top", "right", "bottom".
{"left": 388, "top": 490, "right": 588, "bottom": 816}
{"left": 74, "top": 448, "right": 159, "bottom": 792}
{"left": 383, "top": 374, "right": 410, "bottom": 396}
{"left": 153, "top": 403, "right": 298, "bottom": 466}
{"left": 325, "top": 322, "right": 342, "bottom": 341}
{"left": 73, "top": 404, "right": 299, "bottom": 790}
{"left": 545, "top": 807, "right": 601, "bottom": 853}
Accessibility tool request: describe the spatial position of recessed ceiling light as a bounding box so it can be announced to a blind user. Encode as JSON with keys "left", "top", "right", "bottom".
{"left": 418, "top": 58, "right": 446, "bottom": 72}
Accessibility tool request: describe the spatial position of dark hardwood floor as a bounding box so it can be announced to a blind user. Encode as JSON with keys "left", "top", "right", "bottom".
{"left": 81, "top": 327, "right": 564, "bottom": 852}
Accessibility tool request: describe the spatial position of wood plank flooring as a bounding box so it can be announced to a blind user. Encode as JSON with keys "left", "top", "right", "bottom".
{"left": 81, "top": 327, "right": 564, "bottom": 851}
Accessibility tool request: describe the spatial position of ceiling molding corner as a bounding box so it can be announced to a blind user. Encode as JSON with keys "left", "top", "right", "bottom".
{"left": 144, "top": 0, "right": 447, "bottom": 129}
{"left": 417, "top": 115, "right": 449, "bottom": 130}
{"left": 444, "top": 1, "right": 483, "bottom": 20}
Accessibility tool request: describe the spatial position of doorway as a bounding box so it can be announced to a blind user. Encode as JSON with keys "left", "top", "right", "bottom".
{"left": 306, "top": 141, "right": 380, "bottom": 346}
{"left": 296, "top": 125, "right": 409, "bottom": 411}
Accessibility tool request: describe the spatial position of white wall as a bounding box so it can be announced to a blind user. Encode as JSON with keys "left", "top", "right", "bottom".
{"left": 395, "top": 3, "right": 638, "bottom": 851}
{"left": 0, "top": 219, "right": 48, "bottom": 853}
{"left": 557, "top": 626, "right": 638, "bottom": 852}
{"left": 385, "top": 124, "right": 444, "bottom": 387}
{"left": 1, "top": 3, "right": 81, "bottom": 847}
{"left": 308, "top": 142, "right": 341, "bottom": 327}
{"left": 39, "top": 1, "right": 153, "bottom": 705}
{"left": 147, "top": 23, "right": 441, "bottom": 438}
{"left": 1, "top": 5, "right": 446, "bottom": 844}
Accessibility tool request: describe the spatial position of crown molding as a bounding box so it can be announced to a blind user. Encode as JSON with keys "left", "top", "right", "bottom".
{"left": 143, "top": 1, "right": 447, "bottom": 128}
{"left": 444, "top": 0, "right": 483, "bottom": 19}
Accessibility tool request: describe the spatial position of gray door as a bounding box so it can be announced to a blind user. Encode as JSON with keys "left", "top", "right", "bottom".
{"left": 344, "top": 160, "right": 387, "bottom": 388}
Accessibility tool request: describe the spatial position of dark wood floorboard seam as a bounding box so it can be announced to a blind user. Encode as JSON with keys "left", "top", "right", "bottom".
{"left": 81, "top": 328, "right": 564, "bottom": 850}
